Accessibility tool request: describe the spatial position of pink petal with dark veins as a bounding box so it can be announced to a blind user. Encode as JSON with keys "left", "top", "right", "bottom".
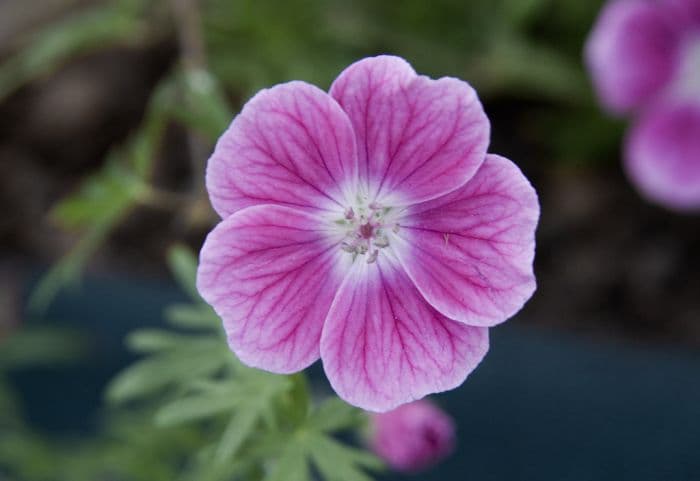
{"left": 197, "top": 205, "right": 348, "bottom": 373}
{"left": 625, "top": 100, "right": 700, "bottom": 210}
{"left": 395, "top": 154, "right": 539, "bottom": 327}
{"left": 330, "top": 55, "right": 490, "bottom": 205}
{"left": 206, "top": 81, "right": 358, "bottom": 218}
{"left": 585, "top": 0, "right": 682, "bottom": 115}
{"left": 320, "top": 255, "right": 489, "bottom": 412}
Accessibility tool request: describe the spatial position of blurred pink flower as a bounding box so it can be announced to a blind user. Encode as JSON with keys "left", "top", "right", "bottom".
{"left": 585, "top": 0, "right": 700, "bottom": 209}
{"left": 370, "top": 400, "right": 455, "bottom": 472}
{"left": 197, "top": 56, "right": 539, "bottom": 412}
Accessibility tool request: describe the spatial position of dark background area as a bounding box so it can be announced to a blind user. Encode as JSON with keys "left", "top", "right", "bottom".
{"left": 1, "top": 0, "right": 699, "bottom": 480}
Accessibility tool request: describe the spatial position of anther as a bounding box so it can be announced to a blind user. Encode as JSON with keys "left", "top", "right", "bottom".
{"left": 344, "top": 207, "right": 355, "bottom": 220}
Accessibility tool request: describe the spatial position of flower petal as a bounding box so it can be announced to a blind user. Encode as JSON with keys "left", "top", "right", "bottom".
{"left": 320, "top": 255, "right": 489, "bottom": 412}
{"left": 206, "top": 81, "right": 358, "bottom": 218}
{"left": 585, "top": 0, "right": 681, "bottom": 114}
{"left": 197, "top": 205, "right": 348, "bottom": 373}
{"left": 665, "top": 0, "right": 700, "bottom": 28}
{"left": 329, "top": 55, "right": 490, "bottom": 205}
{"left": 394, "top": 154, "right": 539, "bottom": 327}
{"left": 625, "top": 100, "right": 700, "bottom": 210}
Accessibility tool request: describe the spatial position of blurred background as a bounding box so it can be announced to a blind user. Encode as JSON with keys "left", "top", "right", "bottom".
{"left": 1, "top": 0, "right": 698, "bottom": 480}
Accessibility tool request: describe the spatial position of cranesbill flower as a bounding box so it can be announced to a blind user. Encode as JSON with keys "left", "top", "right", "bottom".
{"left": 585, "top": 0, "right": 700, "bottom": 209}
{"left": 197, "top": 56, "right": 539, "bottom": 412}
{"left": 369, "top": 399, "right": 455, "bottom": 472}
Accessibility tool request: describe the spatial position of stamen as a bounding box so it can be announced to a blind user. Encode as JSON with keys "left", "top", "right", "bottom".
{"left": 374, "top": 236, "right": 390, "bottom": 248}
{"left": 366, "top": 250, "right": 379, "bottom": 264}
{"left": 336, "top": 199, "right": 398, "bottom": 264}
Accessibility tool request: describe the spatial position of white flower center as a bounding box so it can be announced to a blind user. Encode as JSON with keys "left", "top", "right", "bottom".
{"left": 334, "top": 197, "right": 400, "bottom": 264}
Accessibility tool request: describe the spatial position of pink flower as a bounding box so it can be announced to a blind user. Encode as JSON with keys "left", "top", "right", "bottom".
{"left": 369, "top": 399, "right": 455, "bottom": 472}
{"left": 585, "top": 0, "right": 700, "bottom": 210}
{"left": 197, "top": 56, "right": 539, "bottom": 412}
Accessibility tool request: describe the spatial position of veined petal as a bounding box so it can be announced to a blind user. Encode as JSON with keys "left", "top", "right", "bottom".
{"left": 320, "top": 255, "right": 489, "bottom": 412}
{"left": 585, "top": 0, "right": 681, "bottom": 114}
{"left": 625, "top": 100, "right": 700, "bottom": 210}
{"left": 330, "top": 55, "right": 489, "bottom": 205}
{"left": 206, "top": 81, "right": 359, "bottom": 218}
{"left": 197, "top": 205, "right": 348, "bottom": 373}
{"left": 395, "top": 155, "right": 539, "bottom": 327}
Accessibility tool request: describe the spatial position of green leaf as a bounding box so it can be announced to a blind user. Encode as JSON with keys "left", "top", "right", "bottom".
{"left": 155, "top": 390, "right": 239, "bottom": 427}
{"left": 29, "top": 174, "right": 136, "bottom": 312}
{"left": 28, "top": 71, "right": 177, "bottom": 312}
{"left": 171, "top": 69, "right": 233, "bottom": 141}
{"left": 106, "top": 341, "right": 226, "bottom": 403}
{"left": 308, "top": 432, "right": 382, "bottom": 481}
{"left": 167, "top": 244, "right": 201, "bottom": 300}
{"left": 214, "top": 409, "right": 259, "bottom": 463}
{"left": 264, "top": 440, "right": 310, "bottom": 481}
{"left": 126, "top": 329, "right": 215, "bottom": 353}
{"left": 308, "top": 397, "right": 364, "bottom": 433}
{"left": 164, "top": 304, "right": 220, "bottom": 330}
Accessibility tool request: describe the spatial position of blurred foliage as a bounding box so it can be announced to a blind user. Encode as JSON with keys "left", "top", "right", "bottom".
{"left": 0, "top": 0, "right": 616, "bottom": 309}
{"left": 2, "top": 247, "right": 376, "bottom": 481}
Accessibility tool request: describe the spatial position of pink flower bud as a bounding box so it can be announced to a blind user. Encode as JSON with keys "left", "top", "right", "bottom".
{"left": 369, "top": 400, "right": 455, "bottom": 472}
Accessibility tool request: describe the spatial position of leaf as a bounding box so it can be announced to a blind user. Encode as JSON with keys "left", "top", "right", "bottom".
{"left": 155, "top": 391, "right": 239, "bottom": 427}
{"left": 126, "top": 329, "right": 215, "bottom": 353}
{"left": 307, "top": 397, "right": 364, "bottom": 434}
{"left": 264, "top": 440, "right": 310, "bottom": 481}
{"left": 28, "top": 71, "right": 176, "bottom": 312}
{"left": 167, "top": 244, "right": 201, "bottom": 300}
{"left": 29, "top": 182, "right": 135, "bottom": 312}
{"left": 105, "top": 341, "right": 226, "bottom": 404}
{"left": 308, "top": 432, "right": 382, "bottom": 481}
{"left": 171, "top": 69, "right": 233, "bottom": 141}
{"left": 164, "top": 304, "right": 220, "bottom": 330}
{"left": 214, "top": 409, "right": 259, "bottom": 463}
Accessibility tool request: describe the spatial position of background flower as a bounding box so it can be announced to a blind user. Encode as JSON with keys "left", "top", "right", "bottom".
{"left": 369, "top": 399, "right": 455, "bottom": 473}
{"left": 585, "top": 0, "right": 700, "bottom": 209}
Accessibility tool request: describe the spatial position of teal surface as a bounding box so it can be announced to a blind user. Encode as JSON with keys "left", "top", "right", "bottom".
{"left": 15, "top": 273, "right": 700, "bottom": 481}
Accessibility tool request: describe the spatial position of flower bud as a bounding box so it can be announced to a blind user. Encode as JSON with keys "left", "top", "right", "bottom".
{"left": 369, "top": 400, "right": 455, "bottom": 472}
